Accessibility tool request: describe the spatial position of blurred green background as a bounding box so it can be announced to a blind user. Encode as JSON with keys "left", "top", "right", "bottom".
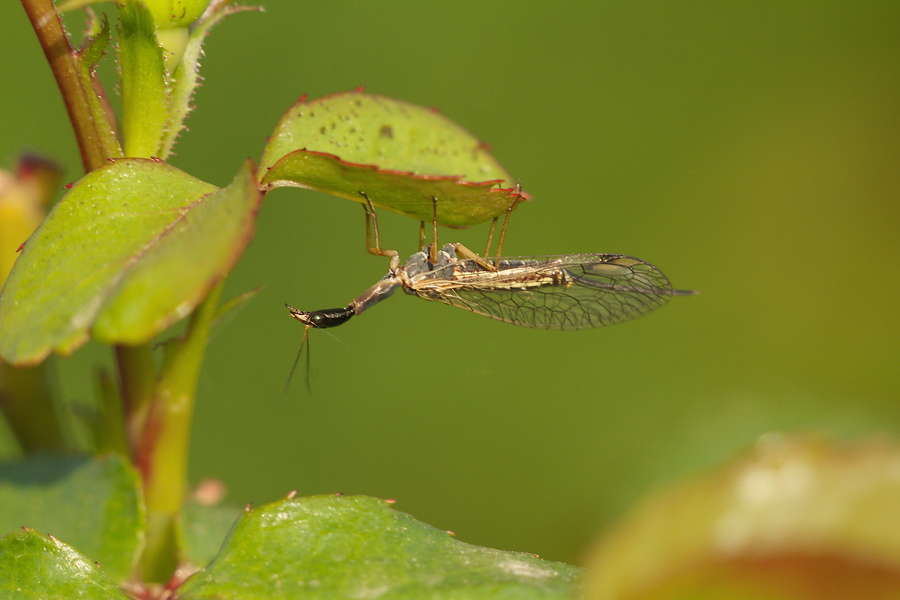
{"left": 2, "top": 1, "right": 898, "bottom": 566}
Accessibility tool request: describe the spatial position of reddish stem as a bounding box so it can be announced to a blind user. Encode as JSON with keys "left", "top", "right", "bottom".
{"left": 21, "top": 0, "right": 110, "bottom": 172}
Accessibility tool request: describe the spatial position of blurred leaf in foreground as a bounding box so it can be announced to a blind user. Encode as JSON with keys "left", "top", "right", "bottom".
{"left": 582, "top": 434, "right": 900, "bottom": 600}
{"left": 0, "top": 155, "right": 62, "bottom": 283}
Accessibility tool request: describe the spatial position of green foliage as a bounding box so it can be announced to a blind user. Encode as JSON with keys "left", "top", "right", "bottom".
{"left": 161, "top": 1, "right": 259, "bottom": 157}
{"left": 141, "top": 0, "right": 210, "bottom": 29}
{"left": 91, "top": 160, "right": 261, "bottom": 343}
{"left": 1, "top": 2, "right": 572, "bottom": 597}
{"left": 0, "top": 159, "right": 262, "bottom": 363}
{"left": 177, "top": 495, "right": 581, "bottom": 600}
{"left": 74, "top": 13, "right": 122, "bottom": 159}
{"left": 118, "top": 2, "right": 169, "bottom": 157}
{"left": 0, "top": 528, "right": 132, "bottom": 600}
{"left": 6, "top": 2, "right": 900, "bottom": 598}
{"left": 181, "top": 499, "right": 242, "bottom": 568}
{"left": 0, "top": 454, "right": 143, "bottom": 583}
{"left": 260, "top": 91, "right": 523, "bottom": 227}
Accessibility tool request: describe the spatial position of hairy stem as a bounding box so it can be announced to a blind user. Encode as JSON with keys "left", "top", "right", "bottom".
{"left": 21, "top": 0, "right": 114, "bottom": 172}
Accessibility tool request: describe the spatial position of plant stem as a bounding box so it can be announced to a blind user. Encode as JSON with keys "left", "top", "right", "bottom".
{"left": 136, "top": 280, "right": 224, "bottom": 582}
{"left": 94, "top": 367, "right": 130, "bottom": 456}
{"left": 0, "top": 363, "right": 66, "bottom": 453}
{"left": 21, "top": 0, "right": 111, "bottom": 173}
{"left": 23, "top": 0, "right": 226, "bottom": 583}
{"left": 115, "top": 343, "right": 157, "bottom": 456}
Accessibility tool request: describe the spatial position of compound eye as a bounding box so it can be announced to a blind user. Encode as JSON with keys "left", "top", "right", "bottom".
{"left": 311, "top": 313, "right": 328, "bottom": 326}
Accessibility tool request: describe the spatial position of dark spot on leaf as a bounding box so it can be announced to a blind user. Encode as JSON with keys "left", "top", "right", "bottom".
{"left": 320, "top": 126, "right": 327, "bottom": 135}
{"left": 380, "top": 125, "right": 394, "bottom": 139}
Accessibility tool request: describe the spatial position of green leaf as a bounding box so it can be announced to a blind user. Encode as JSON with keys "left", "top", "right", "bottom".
{"left": 119, "top": 1, "right": 169, "bottom": 157}
{"left": 76, "top": 9, "right": 109, "bottom": 67}
{"left": 160, "top": 2, "right": 261, "bottom": 159}
{"left": 259, "top": 91, "right": 524, "bottom": 228}
{"left": 142, "top": 0, "right": 210, "bottom": 29}
{"left": 0, "top": 454, "right": 144, "bottom": 583}
{"left": 75, "top": 11, "right": 123, "bottom": 159}
{"left": 181, "top": 500, "right": 241, "bottom": 569}
{"left": 581, "top": 435, "right": 900, "bottom": 600}
{"left": 0, "top": 528, "right": 132, "bottom": 600}
{"left": 56, "top": 0, "right": 109, "bottom": 13}
{"left": 92, "top": 160, "right": 262, "bottom": 342}
{"left": 176, "top": 494, "right": 580, "bottom": 600}
{"left": 0, "top": 159, "right": 262, "bottom": 365}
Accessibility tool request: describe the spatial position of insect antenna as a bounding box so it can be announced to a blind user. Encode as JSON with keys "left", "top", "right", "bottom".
{"left": 284, "top": 324, "right": 312, "bottom": 394}
{"left": 284, "top": 307, "right": 348, "bottom": 394}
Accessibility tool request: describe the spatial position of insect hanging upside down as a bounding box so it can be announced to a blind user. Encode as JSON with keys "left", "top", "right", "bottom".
{"left": 285, "top": 242, "right": 696, "bottom": 391}
{"left": 287, "top": 242, "right": 695, "bottom": 333}
{"left": 284, "top": 192, "right": 696, "bottom": 391}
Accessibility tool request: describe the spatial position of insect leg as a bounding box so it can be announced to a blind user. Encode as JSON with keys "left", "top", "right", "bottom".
{"left": 429, "top": 197, "right": 440, "bottom": 263}
{"left": 453, "top": 243, "right": 497, "bottom": 271}
{"left": 483, "top": 216, "right": 499, "bottom": 258}
{"left": 493, "top": 182, "right": 525, "bottom": 262}
{"left": 358, "top": 191, "right": 399, "bottom": 272}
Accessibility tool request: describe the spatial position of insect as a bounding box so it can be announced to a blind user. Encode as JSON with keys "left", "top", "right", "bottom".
{"left": 285, "top": 193, "right": 695, "bottom": 391}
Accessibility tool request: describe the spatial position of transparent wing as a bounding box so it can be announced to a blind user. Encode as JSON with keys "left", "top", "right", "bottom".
{"left": 409, "top": 254, "right": 688, "bottom": 330}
